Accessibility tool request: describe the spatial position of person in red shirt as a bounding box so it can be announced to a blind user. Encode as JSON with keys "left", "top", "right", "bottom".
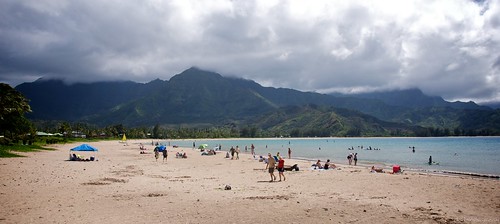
{"left": 277, "top": 156, "right": 286, "bottom": 181}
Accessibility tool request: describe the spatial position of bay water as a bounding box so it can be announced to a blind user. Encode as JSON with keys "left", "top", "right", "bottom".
{"left": 158, "top": 137, "right": 500, "bottom": 176}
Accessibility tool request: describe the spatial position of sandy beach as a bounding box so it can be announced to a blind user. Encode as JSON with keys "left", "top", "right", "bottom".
{"left": 0, "top": 140, "right": 498, "bottom": 224}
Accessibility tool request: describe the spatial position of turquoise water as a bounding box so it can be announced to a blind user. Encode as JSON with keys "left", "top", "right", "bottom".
{"left": 159, "top": 137, "right": 500, "bottom": 176}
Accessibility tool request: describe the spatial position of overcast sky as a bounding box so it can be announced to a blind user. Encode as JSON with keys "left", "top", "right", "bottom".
{"left": 1, "top": 0, "right": 499, "bottom": 103}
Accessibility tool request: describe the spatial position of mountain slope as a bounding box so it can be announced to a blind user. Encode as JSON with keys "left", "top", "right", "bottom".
{"left": 344, "top": 88, "right": 489, "bottom": 110}
{"left": 15, "top": 79, "right": 157, "bottom": 120}
{"left": 252, "top": 105, "right": 416, "bottom": 137}
{"left": 14, "top": 67, "right": 500, "bottom": 135}
{"left": 88, "top": 67, "right": 277, "bottom": 126}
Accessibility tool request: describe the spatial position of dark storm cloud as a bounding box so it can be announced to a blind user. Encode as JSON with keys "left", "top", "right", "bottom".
{"left": 0, "top": 0, "right": 499, "bottom": 103}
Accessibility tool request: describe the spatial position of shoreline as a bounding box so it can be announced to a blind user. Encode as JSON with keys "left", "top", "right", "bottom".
{"left": 149, "top": 138, "right": 500, "bottom": 179}
{"left": 236, "top": 152, "right": 500, "bottom": 180}
{"left": 151, "top": 139, "right": 500, "bottom": 181}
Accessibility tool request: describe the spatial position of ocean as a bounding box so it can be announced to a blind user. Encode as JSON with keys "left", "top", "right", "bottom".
{"left": 156, "top": 137, "right": 500, "bottom": 176}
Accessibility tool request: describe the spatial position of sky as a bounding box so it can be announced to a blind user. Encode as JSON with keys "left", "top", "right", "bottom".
{"left": 1, "top": 0, "right": 499, "bottom": 103}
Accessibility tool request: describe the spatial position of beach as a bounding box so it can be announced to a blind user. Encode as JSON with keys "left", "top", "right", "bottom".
{"left": 0, "top": 140, "right": 498, "bottom": 223}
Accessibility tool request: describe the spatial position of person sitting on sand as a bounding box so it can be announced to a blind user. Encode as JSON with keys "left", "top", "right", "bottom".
{"left": 315, "top": 160, "right": 323, "bottom": 169}
{"left": 371, "top": 166, "right": 384, "bottom": 173}
{"left": 324, "top": 159, "right": 336, "bottom": 170}
{"left": 71, "top": 153, "right": 80, "bottom": 161}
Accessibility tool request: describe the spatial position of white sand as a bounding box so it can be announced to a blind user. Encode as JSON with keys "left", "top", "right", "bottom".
{"left": 0, "top": 139, "right": 498, "bottom": 223}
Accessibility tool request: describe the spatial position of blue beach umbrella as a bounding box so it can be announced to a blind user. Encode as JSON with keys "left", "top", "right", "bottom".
{"left": 70, "top": 144, "right": 98, "bottom": 151}
{"left": 157, "top": 145, "right": 166, "bottom": 152}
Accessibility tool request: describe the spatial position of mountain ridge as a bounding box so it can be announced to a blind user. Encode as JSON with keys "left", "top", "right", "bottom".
{"left": 14, "top": 67, "right": 500, "bottom": 136}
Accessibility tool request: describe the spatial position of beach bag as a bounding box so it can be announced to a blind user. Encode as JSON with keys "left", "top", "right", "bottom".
{"left": 393, "top": 165, "right": 400, "bottom": 173}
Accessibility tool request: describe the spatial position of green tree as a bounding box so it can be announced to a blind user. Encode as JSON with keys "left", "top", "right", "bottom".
{"left": 0, "top": 83, "right": 34, "bottom": 143}
{"left": 58, "top": 122, "right": 71, "bottom": 137}
{"left": 152, "top": 124, "right": 161, "bottom": 138}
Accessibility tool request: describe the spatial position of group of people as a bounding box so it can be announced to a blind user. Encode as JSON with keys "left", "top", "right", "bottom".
{"left": 153, "top": 146, "right": 168, "bottom": 162}
{"left": 228, "top": 146, "right": 240, "bottom": 160}
{"left": 313, "top": 159, "right": 336, "bottom": 170}
{"left": 349, "top": 145, "right": 380, "bottom": 151}
{"left": 347, "top": 153, "right": 358, "bottom": 165}
{"left": 201, "top": 149, "right": 216, "bottom": 156}
{"left": 69, "top": 153, "right": 95, "bottom": 161}
{"left": 265, "top": 153, "right": 286, "bottom": 182}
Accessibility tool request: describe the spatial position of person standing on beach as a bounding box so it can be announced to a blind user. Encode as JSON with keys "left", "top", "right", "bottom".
{"left": 235, "top": 146, "right": 240, "bottom": 160}
{"left": 154, "top": 147, "right": 159, "bottom": 161}
{"left": 251, "top": 144, "right": 255, "bottom": 157}
{"left": 353, "top": 153, "right": 358, "bottom": 166}
{"left": 162, "top": 148, "right": 168, "bottom": 163}
{"left": 347, "top": 153, "right": 352, "bottom": 165}
{"left": 288, "top": 148, "right": 292, "bottom": 159}
{"left": 230, "top": 146, "right": 235, "bottom": 160}
{"left": 266, "top": 153, "right": 277, "bottom": 182}
{"left": 277, "top": 156, "right": 286, "bottom": 181}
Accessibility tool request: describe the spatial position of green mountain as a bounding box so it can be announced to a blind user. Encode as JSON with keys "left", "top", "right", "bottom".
{"left": 14, "top": 67, "right": 500, "bottom": 136}
{"left": 15, "top": 79, "right": 156, "bottom": 120}
{"left": 252, "top": 105, "right": 417, "bottom": 137}
{"left": 344, "top": 88, "right": 489, "bottom": 110}
{"left": 92, "top": 67, "right": 276, "bottom": 126}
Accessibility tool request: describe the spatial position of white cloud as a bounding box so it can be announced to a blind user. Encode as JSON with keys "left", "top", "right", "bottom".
{"left": 0, "top": 0, "right": 498, "bottom": 103}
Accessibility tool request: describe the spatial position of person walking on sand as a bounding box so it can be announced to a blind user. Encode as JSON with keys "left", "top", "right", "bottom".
{"left": 288, "top": 148, "right": 292, "bottom": 159}
{"left": 353, "top": 153, "right": 358, "bottom": 166}
{"left": 230, "top": 146, "right": 235, "bottom": 160}
{"left": 154, "top": 147, "right": 159, "bottom": 162}
{"left": 235, "top": 146, "right": 240, "bottom": 160}
{"left": 162, "top": 148, "right": 168, "bottom": 163}
{"left": 277, "top": 156, "right": 286, "bottom": 181}
{"left": 266, "top": 153, "right": 277, "bottom": 182}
